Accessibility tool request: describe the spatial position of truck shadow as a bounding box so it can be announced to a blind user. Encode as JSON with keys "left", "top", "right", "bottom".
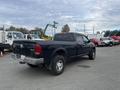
{"left": 66, "top": 56, "right": 92, "bottom": 68}
{"left": 16, "top": 56, "right": 92, "bottom": 78}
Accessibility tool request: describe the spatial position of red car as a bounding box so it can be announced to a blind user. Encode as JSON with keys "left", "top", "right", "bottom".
{"left": 111, "top": 36, "right": 120, "bottom": 42}
{"left": 111, "top": 36, "right": 120, "bottom": 45}
{"left": 90, "top": 38, "right": 102, "bottom": 46}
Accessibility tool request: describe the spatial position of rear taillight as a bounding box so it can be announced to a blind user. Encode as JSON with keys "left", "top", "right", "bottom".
{"left": 34, "top": 44, "right": 42, "bottom": 55}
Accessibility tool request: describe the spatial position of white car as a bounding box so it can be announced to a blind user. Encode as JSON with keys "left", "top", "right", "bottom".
{"left": 100, "top": 37, "right": 113, "bottom": 46}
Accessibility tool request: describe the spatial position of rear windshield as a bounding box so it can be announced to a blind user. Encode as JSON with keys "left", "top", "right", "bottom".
{"left": 54, "top": 33, "right": 75, "bottom": 41}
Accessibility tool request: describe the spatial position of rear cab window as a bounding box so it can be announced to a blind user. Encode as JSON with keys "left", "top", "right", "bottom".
{"left": 54, "top": 33, "right": 75, "bottom": 41}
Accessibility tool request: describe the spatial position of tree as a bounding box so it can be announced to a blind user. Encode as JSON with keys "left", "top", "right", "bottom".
{"left": 104, "top": 30, "right": 111, "bottom": 37}
{"left": 96, "top": 31, "right": 100, "bottom": 34}
{"left": 110, "top": 30, "right": 118, "bottom": 36}
{"left": 61, "top": 24, "right": 70, "bottom": 33}
{"left": 8, "top": 26, "right": 16, "bottom": 31}
{"left": 16, "top": 28, "right": 29, "bottom": 34}
{"left": 6, "top": 26, "right": 29, "bottom": 34}
{"left": 116, "top": 31, "right": 120, "bottom": 36}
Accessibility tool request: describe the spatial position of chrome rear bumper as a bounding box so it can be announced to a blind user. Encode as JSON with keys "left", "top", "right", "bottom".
{"left": 11, "top": 53, "right": 44, "bottom": 65}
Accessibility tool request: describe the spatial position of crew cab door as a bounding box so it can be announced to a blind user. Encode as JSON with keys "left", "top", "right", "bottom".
{"left": 76, "top": 34, "right": 84, "bottom": 55}
{"left": 76, "top": 34, "right": 91, "bottom": 55}
{"left": 82, "top": 35, "right": 91, "bottom": 54}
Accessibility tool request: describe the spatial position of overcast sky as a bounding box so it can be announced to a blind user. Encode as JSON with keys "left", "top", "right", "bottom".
{"left": 0, "top": 0, "right": 120, "bottom": 33}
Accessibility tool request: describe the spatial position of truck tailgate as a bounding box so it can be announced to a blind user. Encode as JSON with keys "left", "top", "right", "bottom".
{"left": 13, "top": 40, "right": 37, "bottom": 57}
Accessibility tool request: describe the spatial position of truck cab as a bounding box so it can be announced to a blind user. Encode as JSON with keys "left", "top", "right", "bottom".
{"left": 5, "top": 31, "right": 24, "bottom": 45}
{"left": 0, "top": 31, "right": 24, "bottom": 50}
{"left": 12, "top": 32, "right": 96, "bottom": 75}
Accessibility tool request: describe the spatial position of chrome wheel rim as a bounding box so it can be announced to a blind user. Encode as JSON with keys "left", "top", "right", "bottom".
{"left": 56, "top": 60, "right": 63, "bottom": 72}
{"left": 93, "top": 52, "right": 95, "bottom": 59}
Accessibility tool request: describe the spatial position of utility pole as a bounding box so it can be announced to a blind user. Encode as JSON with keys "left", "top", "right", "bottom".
{"left": 93, "top": 25, "right": 95, "bottom": 35}
{"left": 3, "top": 25, "right": 5, "bottom": 31}
{"left": 84, "top": 24, "right": 86, "bottom": 34}
{"left": 1, "top": 25, "right": 5, "bottom": 44}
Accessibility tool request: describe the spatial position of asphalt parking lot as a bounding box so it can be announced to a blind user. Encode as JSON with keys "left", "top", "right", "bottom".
{"left": 0, "top": 46, "right": 120, "bottom": 90}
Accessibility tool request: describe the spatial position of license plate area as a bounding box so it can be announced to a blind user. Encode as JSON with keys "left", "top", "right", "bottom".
{"left": 16, "top": 54, "right": 25, "bottom": 60}
{"left": 21, "top": 55, "right": 25, "bottom": 60}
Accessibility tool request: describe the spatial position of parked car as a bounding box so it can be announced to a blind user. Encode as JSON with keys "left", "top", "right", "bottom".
{"left": 11, "top": 32, "right": 96, "bottom": 75}
{"left": 100, "top": 37, "right": 113, "bottom": 46}
{"left": 111, "top": 39, "right": 120, "bottom": 45}
{"left": 111, "top": 36, "right": 120, "bottom": 44}
{"left": 90, "top": 38, "right": 102, "bottom": 46}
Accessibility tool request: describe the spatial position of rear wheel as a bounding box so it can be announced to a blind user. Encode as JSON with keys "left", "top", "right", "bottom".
{"left": 89, "top": 49, "right": 96, "bottom": 60}
{"left": 50, "top": 55, "right": 65, "bottom": 75}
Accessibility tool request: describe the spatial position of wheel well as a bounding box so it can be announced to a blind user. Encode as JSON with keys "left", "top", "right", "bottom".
{"left": 55, "top": 50, "right": 66, "bottom": 56}
{"left": 49, "top": 50, "right": 66, "bottom": 68}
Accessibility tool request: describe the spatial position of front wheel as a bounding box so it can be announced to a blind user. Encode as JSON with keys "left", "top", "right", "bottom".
{"left": 88, "top": 49, "right": 96, "bottom": 60}
{"left": 109, "top": 42, "right": 113, "bottom": 46}
{"left": 50, "top": 55, "right": 65, "bottom": 75}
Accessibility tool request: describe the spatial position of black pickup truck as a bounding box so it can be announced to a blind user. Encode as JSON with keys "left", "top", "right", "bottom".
{"left": 12, "top": 32, "right": 96, "bottom": 75}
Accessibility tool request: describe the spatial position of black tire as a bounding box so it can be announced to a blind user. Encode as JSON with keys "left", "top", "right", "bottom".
{"left": 50, "top": 55, "right": 65, "bottom": 75}
{"left": 27, "top": 64, "right": 38, "bottom": 68}
{"left": 109, "top": 42, "right": 113, "bottom": 47}
{"left": 88, "top": 49, "right": 96, "bottom": 60}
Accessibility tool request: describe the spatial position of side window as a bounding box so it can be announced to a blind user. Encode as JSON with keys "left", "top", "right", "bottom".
{"left": 83, "top": 36, "right": 89, "bottom": 43}
{"left": 76, "top": 34, "right": 84, "bottom": 44}
{"left": 7, "top": 33, "right": 12, "bottom": 39}
{"left": 13, "top": 33, "right": 17, "bottom": 39}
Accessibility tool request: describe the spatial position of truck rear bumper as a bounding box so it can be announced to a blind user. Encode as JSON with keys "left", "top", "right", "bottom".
{"left": 11, "top": 53, "right": 44, "bottom": 65}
